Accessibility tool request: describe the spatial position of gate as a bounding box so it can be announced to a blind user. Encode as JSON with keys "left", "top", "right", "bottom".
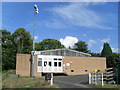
{"left": 89, "top": 68, "right": 115, "bottom": 86}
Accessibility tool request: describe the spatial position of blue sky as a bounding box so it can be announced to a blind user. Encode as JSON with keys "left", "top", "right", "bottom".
{"left": 2, "top": 2, "right": 118, "bottom": 53}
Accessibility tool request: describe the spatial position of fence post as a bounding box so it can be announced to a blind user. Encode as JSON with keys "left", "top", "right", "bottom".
{"left": 89, "top": 73, "right": 91, "bottom": 84}
{"left": 95, "top": 73, "right": 97, "bottom": 85}
{"left": 101, "top": 73, "right": 104, "bottom": 86}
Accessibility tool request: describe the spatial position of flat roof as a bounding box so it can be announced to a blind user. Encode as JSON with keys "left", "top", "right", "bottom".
{"left": 33, "top": 48, "right": 91, "bottom": 56}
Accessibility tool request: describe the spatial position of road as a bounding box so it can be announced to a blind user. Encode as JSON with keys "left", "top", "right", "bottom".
{"left": 53, "top": 74, "right": 90, "bottom": 88}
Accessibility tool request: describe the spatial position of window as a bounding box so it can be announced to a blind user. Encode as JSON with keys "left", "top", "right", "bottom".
{"left": 58, "top": 58, "right": 62, "bottom": 60}
{"left": 98, "top": 70, "right": 100, "bottom": 72}
{"left": 49, "top": 62, "right": 52, "bottom": 67}
{"left": 54, "top": 62, "right": 57, "bottom": 67}
{"left": 54, "top": 58, "right": 57, "bottom": 60}
{"left": 85, "top": 70, "right": 88, "bottom": 72}
{"left": 44, "top": 61, "right": 47, "bottom": 66}
{"left": 38, "top": 58, "right": 42, "bottom": 61}
{"left": 38, "top": 61, "right": 42, "bottom": 66}
{"left": 58, "top": 62, "right": 61, "bottom": 67}
{"left": 71, "top": 70, "right": 74, "bottom": 72}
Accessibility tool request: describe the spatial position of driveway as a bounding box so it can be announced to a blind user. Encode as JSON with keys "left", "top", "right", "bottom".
{"left": 53, "top": 74, "right": 90, "bottom": 88}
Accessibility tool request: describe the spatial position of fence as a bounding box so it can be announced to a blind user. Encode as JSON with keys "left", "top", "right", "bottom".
{"left": 105, "top": 68, "right": 115, "bottom": 84}
{"left": 89, "top": 68, "right": 115, "bottom": 86}
{"left": 89, "top": 72, "right": 104, "bottom": 86}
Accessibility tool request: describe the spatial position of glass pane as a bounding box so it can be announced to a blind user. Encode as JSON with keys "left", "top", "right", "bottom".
{"left": 58, "top": 58, "right": 62, "bottom": 60}
{"left": 44, "top": 61, "right": 47, "bottom": 66}
{"left": 54, "top": 62, "right": 57, "bottom": 67}
{"left": 54, "top": 58, "right": 57, "bottom": 60}
{"left": 49, "top": 62, "right": 52, "bottom": 67}
{"left": 38, "top": 61, "right": 42, "bottom": 66}
{"left": 58, "top": 62, "right": 61, "bottom": 67}
{"left": 38, "top": 58, "right": 42, "bottom": 61}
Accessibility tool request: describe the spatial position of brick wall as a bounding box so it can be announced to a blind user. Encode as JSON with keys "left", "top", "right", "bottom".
{"left": 16, "top": 54, "right": 106, "bottom": 77}
{"left": 63, "top": 56, "right": 106, "bottom": 75}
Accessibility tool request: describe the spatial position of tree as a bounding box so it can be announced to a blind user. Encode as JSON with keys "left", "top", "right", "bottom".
{"left": 35, "top": 39, "right": 65, "bottom": 51}
{"left": 106, "top": 55, "right": 116, "bottom": 68}
{"left": 101, "top": 42, "right": 113, "bottom": 57}
{"left": 2, "top": 28, "right": 33, "bottom": 70}
{"left": 73, "top": 41, "right": 90, "bottom": 53}
{"left": 1, "top": 30, "right": 15, "bottom": 70}
{"left": 90, "top": 52, "right": 101, "bottom": 57}
{"left": 12, "top": 28, "right": 32, "bottom": 54}
{"left": 101, "top": 42, "right": 114, "bottom": 68}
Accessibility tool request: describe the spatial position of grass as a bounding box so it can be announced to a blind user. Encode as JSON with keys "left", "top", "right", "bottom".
{"left": 0, "top": 71, "right": 2, "bottom": 76}
{"left": 0, "top": 70, "right": 11, "bottom": 76}
{"left": 2, "top": 71, "right": 59, "bottom": 88}
{"left": 3, "top": 76, "right": 59, "bottom": 88}
{"left": 89, "top": 84, "right": 120, "bottom": 89}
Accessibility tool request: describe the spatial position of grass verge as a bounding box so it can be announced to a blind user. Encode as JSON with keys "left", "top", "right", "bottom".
{"left": 89, "top": 84, "right": 120, "bottom": 89}
{"left": 2, "top": 75, "right": 59, "bottom": 88}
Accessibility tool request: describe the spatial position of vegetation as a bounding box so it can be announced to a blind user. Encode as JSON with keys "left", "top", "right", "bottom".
{"left": 3, "top": 76, "right": 59, "bottom": 88}
{"left": 101, "top": 42, "right": 113, "bottom": 57}
{"left": 89, "top": 53, "right": 101, "bottom": 57}
{"left": 100, "top": 42, "right": 120, "bottom": 84}
{"left": 1, "top": 29, "right": 65, "bottom": 70}
{"left": 100, "top": 42, "right": 120, "bottom": 68}
{"left": 35, "top": 39, "right": 65, "bottom": 51}
{"left": 1, "top": 28, "right": 33, "bottom": 70}
{"left": 12, "top": 28, "right": 32, "bottom": 54}
{"left": 89, "top": 84, "right": 120, "bottom": 89}
{"left": 2, "top": 30, "right": 15, "bottom": 70}
{"left": 73, "top": 41, "right": 90, "bottom": 53}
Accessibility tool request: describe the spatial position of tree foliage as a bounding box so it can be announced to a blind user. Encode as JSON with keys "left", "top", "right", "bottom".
{"left": 35, "top": 39, "right": 65, "bottom": 51}
{"left": 12, "top": 28, "right": 32, "bottom": 54}
{"left": 1, "top": 30, "right": 15, "bottom": 70}
{"left": 2, "top": 28, "right": 33, "bottom": 70}
{"left": 100, "top": 42, "right": 120, "bottom": 69}
{"left": 90, "top": 53, "right": 101, "bottom": 57}
{"left": 73, "top": 41, "right": 90, "bottom": 53}
{"left": 101, "top": 42, "right": 113, "bottom": 57}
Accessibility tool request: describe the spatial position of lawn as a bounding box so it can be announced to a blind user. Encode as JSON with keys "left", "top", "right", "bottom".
{"left": 3, "top": 76, "right": 59, "bottom": 88}
{"left": 89, "top": 84, "right": 120, "bottom": 89}
{"left": 0, "top": 70, "right": 10, "bottom": 76}
{"left": 2, "top": 70, "right": 59, "bottom": 88}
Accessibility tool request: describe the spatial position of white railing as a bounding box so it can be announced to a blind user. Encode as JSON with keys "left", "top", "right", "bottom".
{"left": 89, "top": 72, "right": 104, "bottom": 86}
{"left": 89, "top": 68, "right": 115, "bottom": 86}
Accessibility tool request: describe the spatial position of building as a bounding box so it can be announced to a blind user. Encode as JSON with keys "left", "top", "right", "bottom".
{"left": 16, "top": 48, "right": 106, "bottom": 77}
{"left": 34, "top": 48, "right": 91, "bottom": 57}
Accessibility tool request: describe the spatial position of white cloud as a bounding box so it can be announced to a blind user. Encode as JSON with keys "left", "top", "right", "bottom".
{"left": 100, "top": 46, "right": 103, "bottom": 52}
{"left": 111, "top": 48, "right": 119, "bottom": 53}
{"left": 34, "top": 36, "right": 38, "bottom": 40}
{"left": 88, "top": 39, "right": 97, "bottom": 47}
{"left": 48, "top": 3, "right": 113, "bottom": 30}
{"left": 100, "top": 38, "right": 110, "bottom": 43}
{"left": 59, "top": 36, "right": 78, "bottom": 48}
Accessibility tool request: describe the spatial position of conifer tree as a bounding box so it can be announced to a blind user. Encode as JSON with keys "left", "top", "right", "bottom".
{"left": 101, "top": 42, "right": 113, "bottom": 57}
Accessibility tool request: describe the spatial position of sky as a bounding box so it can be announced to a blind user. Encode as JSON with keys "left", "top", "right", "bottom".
{"left": 2, "top": 2, "right": 119, "bottom": 53}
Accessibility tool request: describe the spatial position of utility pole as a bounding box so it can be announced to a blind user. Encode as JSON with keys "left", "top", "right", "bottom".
{"left": 31, "top": 4, "right": 39, "bottom": 77}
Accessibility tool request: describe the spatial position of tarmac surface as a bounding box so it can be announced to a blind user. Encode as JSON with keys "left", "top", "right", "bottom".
{"left": 53, "top": 74, "right": 90, "bottom": 88}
